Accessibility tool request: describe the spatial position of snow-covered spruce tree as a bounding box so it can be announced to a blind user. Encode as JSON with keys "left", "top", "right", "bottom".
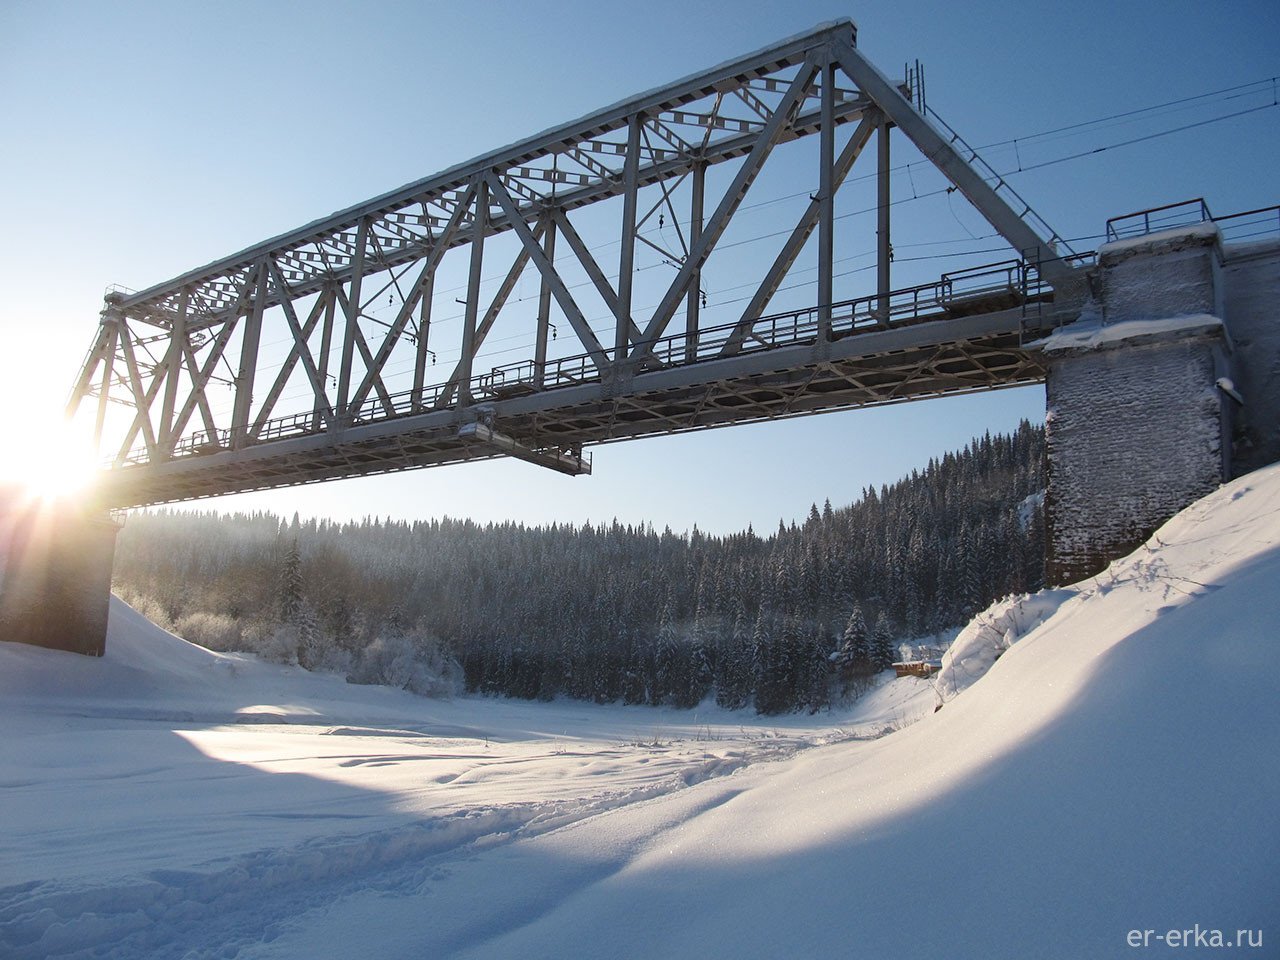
{"left": 621, "top": 632, "right": 648, "bottom": 706}
{"left": 294, "top": 604, "right": 325, "bottom": 671}
{"left": 749, "top": 607, "right": 772, "bottom": 713}
{"left": 714, "top": 604, "right": 753, "bottom": 710}
{"left": 277, "top": 537, "right": 303, "bottom": 625}
{"left": 755, "top": 614, "right": 802, "bottom": 715}
{"left": 801, "top": 626, "right": 833, "bottom": 713}
{"left": 652, "top": 599, "right": 681, "bottom": 706}
{"left": 872, "top": 612, "right": 895, "bottom": 672}
{"left": 832, "top": 603, "right": 875, "bottom": 699}
{"left": 681, "top": 612, "right": 714, "bottom": 709}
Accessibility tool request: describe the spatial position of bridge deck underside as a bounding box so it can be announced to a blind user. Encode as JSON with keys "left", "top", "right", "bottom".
{"left": 100, "top": 304, "right": 1057, "bottom": 508}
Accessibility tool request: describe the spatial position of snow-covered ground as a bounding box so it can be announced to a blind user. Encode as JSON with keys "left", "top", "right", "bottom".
{"left": 4, "top": 463, "right": 1279, "bottom": 958}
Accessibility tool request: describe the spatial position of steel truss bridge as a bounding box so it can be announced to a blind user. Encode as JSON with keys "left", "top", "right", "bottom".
{"left": 68, "top": 20, "right": 1089, "bottom": 509}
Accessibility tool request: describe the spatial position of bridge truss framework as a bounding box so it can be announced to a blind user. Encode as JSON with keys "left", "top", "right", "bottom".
{"left": 67, "top": 19, "right": 1085, "bottom": 508}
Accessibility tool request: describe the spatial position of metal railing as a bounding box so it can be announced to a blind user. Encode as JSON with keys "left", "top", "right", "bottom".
{"left": 1214, "top": 204, "right": 1280, "bottom": 244}
{"left": 102, "top": 283, "right": 138, "bottom": 301}
{"left": 1104, "top": 198, "right": 1280, "bottom": 246}
{"left": 1105, "top": 198, "right": 1213, "bottom": 242}
{"left": 112, "top": 256, "right": 1058, "bottom": 469}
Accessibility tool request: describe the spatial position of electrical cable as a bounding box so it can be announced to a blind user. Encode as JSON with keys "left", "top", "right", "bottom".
{"left": 241, "top": 82, "right": 1279, "bottom": 360}
{"left": 124, "top": 79, "right": 1279, "bottom": 434}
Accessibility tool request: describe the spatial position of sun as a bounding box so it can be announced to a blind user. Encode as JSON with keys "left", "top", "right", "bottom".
{"left": 0, "top": 416, "right": 102, "bottom": 503}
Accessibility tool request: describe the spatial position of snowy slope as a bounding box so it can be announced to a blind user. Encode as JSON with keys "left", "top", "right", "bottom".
{"left": 0, "top": 597, "right": 924, "bottom": 957}
{"left": 3, "top": 463, "right": 1280, "bottom": 958}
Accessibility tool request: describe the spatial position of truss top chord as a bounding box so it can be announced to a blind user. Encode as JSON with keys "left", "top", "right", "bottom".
{"left": 111, "top": 20, "right": 860, "bottom": 318}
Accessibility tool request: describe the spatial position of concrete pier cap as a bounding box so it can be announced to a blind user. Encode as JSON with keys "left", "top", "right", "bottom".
{"left": 1096, "top": 220, "right": 1225, "bottom": 323}
{"left": 0, "top": 486, "right": 122, "bottom": 656}
{"left": 1030, "top": 220, "right": 1235, "bottom": 586}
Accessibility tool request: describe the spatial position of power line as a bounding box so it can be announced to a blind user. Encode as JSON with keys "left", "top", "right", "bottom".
{"left": 979, "top": 76, "right": 1278, "bottom": 150}
{"left": 348, "top": 73, "right": 1280, "bottom": 305}
{"left": 706, "top": 75, "right": 1280, "bottom": 220}
{"left": 1008, "top": 103, "right": 1278, "bottom": 174}
{"left": 161, "top": 78, "right": 1279, "bottom": 420}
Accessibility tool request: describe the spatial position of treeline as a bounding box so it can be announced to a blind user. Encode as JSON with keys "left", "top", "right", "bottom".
{"left": 113, "top": 422, "right": 1046, "bottom": 714}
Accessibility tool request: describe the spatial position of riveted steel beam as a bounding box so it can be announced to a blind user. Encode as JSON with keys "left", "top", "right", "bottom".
{"left": 68, "top": 20, "right": 1080, "bottom": 496}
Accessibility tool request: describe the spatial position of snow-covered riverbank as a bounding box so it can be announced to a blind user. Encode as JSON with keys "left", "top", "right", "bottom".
{"left": 4, "top": 464, "right": 1279, "bottom": 958}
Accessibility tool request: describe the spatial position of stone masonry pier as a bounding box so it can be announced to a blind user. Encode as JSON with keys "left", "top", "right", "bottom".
{"left": 1038, "top": 221, "right": 1280, "bottom": 586}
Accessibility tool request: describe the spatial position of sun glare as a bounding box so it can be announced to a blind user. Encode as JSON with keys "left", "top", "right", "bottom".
{"left": 1, "top": 417, "right": 101, "bottom": 502}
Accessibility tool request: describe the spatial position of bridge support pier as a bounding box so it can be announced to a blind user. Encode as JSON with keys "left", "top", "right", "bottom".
{"left": 1037, "top": 223, "right": 1233, "bottom": 586}
{"left": 1221, "top": 236, "right": 1280, "bottom": 475}
{"left": 0, "top": 495, "right": 121, "bottom": 656}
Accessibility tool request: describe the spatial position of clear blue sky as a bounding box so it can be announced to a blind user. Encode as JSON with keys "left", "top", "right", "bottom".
{"left": 1, "top": 0, "right": 1276, "bottom": 532}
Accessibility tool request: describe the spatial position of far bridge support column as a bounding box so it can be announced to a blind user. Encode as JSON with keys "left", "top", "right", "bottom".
{"left": 0, "top": 495, "right": 122, "bottom": 656}
{"left": 1036, "top": 223, "right": 1233, "bottom": 586}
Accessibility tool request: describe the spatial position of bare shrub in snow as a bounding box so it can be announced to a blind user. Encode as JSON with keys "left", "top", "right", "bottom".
{"left": 118, "top": 592, "right": 173, "bottom": 632}
{"left": 173, "top": 611, "right": 243, "bottom": 651}
{"left": 348, "top": 629, "right": 461, "bottom": 699}
{"left": 306, "top": 643, "right": 353, "bottom": 678}
{"left": 241, "top": 621, "right": 299, "bottom": 665}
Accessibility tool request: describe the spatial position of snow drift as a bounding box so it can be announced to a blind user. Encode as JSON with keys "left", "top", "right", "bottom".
{"left": 3, "top": 463, "right": 1279, "bottom": 959}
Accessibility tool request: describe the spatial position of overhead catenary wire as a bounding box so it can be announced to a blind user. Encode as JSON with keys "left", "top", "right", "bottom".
{"left": 665, "top": 75, "right": 1280, "bottom": 223}
{"left": 1004, "top": 103, "right": 1278, "bottom": 175}
{"left": 238, "top": 75, "right": 1280, "bottom": 366}
{"left": 286, "top": 72, "right": 1280, "bottom": 329}
{"left": 151, "top": 78, "right": 1279, "bottom": 426}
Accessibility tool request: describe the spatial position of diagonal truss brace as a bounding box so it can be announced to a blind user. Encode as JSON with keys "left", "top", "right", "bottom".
{"left": 829, "top": 39, "right": 1073, "bottom": 284}
{"left": 630, "top": 58, "right": 821, "bottom": 362}
{"left": 67, "top": 19, "right": 1080, "bottom": 479}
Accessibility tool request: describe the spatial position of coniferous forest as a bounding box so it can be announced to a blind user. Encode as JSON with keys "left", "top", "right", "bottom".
{"left": 113, "top": 422, "right": 1047, "bottom": 714}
